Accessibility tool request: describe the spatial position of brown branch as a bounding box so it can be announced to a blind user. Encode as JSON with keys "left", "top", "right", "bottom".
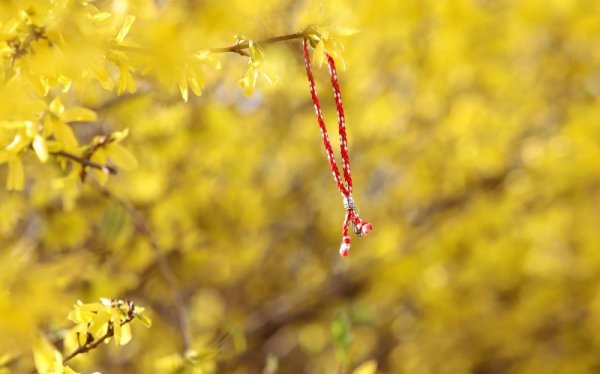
{"left": 216, "top": 269, "right": 367, "bottom": 371}
{"left": 62, "top": 315, "right": 135, "bottom": 364}
{"left": 209, "top": 32, "right": 306, "bottom": 55}
{"left": 93, "top": 90, "right": 149, "bottom": 112}
{"left": 110, "top": 32, "right": 306, "bottom": 57}
{"left": 51, "top": 150, "right": 117, "bottom": 175}
{"left": 30, "top": 315, "right": 136, "bottom": 373}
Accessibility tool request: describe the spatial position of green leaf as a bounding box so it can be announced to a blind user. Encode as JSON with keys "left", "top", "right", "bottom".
{"left": 331, "top": 311, "right": 353, "bottom": 352}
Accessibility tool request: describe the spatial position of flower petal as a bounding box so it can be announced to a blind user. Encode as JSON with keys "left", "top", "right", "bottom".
{"left": 107, "top": 143, "right": 138, "bottom": 170}
{"left": 53, "top": 120, "right": 79, "bottom": 152}
{"left": 313, "top": 40, "right": 326, "bottom": 69}
{"left": 119, "top": 323, "right": 132, "bottom": 345}
{"left": 33, "top": 135, "right": 49, "bottom": 163}
{"left": 49, "top": 97, "right": 65, "bottom": 115}
{"left": 116, "top": 15, "right": 136, "bottom": 43}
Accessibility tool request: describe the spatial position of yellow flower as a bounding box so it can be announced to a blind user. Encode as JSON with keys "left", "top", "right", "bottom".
{"left": 87, "top": 128, "right": 137, "bottom": 185}
{"left": 66, "top": 298, "right": 151, "bottom": 347}
{"left": 32, "top": 334, "right": 79, "bottom": 374}
{"left": 238, "top": 64, "right": 259, "bottom": 97}
{"left": 49, "top": 97, "right": 98, "bottom": 124}
{"left": 237, "top": 43, "right": 278, "bottom": 97}
{"left": 47, "top": 96, "right": 97, "bottom": 154}
{"left": 304, "top": 25, "right": 360, "bottom": 70}
{"left": 117, "top": 63, "right": 137, "bottom": 95}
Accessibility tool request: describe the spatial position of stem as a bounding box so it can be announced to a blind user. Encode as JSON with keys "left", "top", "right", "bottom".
{"left": 51, "top": 151, "right": 117, "bottom": 175}
{"left": 110, "top": 32, "right": 307, "bottom": 56}
{"left": 209, "top": 32, "right": 306, "bottom": 55}
{"left": 62, "top": 316, "right": 134, "bottom": 364}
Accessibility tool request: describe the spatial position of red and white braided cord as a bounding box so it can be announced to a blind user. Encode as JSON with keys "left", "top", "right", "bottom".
{"left": 301, "top": 39, "right": 372, "bottom": 257}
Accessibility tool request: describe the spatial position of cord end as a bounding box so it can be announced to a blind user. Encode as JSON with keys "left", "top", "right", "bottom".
{"left": 361, "top": 222, "right": 372, "bottom": 236}
{"left": 340, "top": 236, "right": 351, "bottom": 257}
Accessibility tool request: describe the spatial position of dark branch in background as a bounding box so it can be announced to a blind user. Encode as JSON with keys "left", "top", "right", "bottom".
{"left": 93, "top": 90, "right": 149, "bottom": 112}
{"left": 53, "top": 134, "right": 119, "bottom": 183}
{"left": 215, "top": 120, "right": 555, "bottom": 371}
{"left": 51, "top": 150, "right": 117, "bottom": 176}
{"left": 216, "top": 269, "right": 367, "bottom": 371}
{"left": 94, "top": 185, "right": 193, "bottom": 353}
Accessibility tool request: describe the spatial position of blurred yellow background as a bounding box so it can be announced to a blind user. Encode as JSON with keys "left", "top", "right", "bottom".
{"left": 2, "top": 0, "right": 600, "bottom": 372}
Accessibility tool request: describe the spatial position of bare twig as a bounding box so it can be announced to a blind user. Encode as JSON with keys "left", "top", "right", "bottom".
{"left": 62, "top": 315, "right": 135, "bottom": 364}
{"left": 110, "top": 32, "right": 306, "bottom": 57}
{"left": 209, "top": 32, "right": 305, "bottom": 55}
{"left": 94, "top": 90, "right": 149, "bottom": 112}
{"left": 51, "top": 150, "right": 117, "bottom": 175}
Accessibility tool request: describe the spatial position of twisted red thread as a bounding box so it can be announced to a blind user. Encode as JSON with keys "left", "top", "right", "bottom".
{"left": 327, "top": 55, "right": 353, "bottom": 194}
{"left": 301, "top": 39, "right": 372, "bottom": 257}
{"left": 301, "top": 40, "right": 348, "bottom": 197}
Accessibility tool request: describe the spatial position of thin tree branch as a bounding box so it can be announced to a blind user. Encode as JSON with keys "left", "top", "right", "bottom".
{"left": 93, "top": 90, "right": 149, "bottom": 112}
{"left": 51, "top": 150, "right": 117, "bottom": 175}
{"left": 62, "top": 315, "right": 135, "bottom": 364}
{"left": 217, "top": 269, "right": 367, "bottom": 371}
{"left": 110, "top": 31, "right": 306, "bottom": 57}
{"left": 30, "top": 314, "right": 136, "bottom": 373}
{"left": 208, "top": 32, "right": 306, "bottom": 55}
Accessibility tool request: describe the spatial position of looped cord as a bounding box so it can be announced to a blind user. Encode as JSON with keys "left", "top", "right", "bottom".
{"left": 301, "top": 39, "right": 372, "bottom": 257}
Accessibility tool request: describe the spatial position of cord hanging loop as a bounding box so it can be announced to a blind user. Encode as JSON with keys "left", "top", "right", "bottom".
{"left": 302, "top": 38, "right": 372, "bottom": 257}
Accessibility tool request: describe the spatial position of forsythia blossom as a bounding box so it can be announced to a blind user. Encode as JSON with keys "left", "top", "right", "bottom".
{"left": 304, "top": 25, "right": 360, "bottom": 70}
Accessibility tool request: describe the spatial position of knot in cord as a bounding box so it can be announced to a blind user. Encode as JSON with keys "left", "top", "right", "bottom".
{"left": 339, "top": 196, "right": 372, "bottom": 257}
